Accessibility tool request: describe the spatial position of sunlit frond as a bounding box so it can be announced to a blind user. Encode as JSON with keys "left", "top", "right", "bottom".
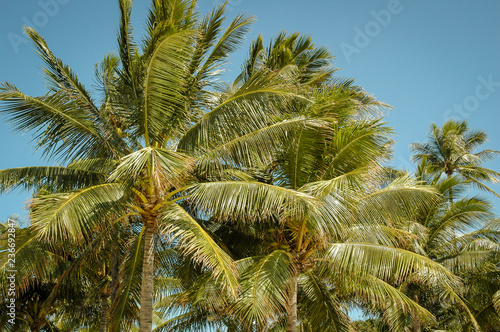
{"left": 159, "top": 203, "right": 239, "bottom": 297}
{"left": 31, "top": 183, "right": 127, "bottom": 242}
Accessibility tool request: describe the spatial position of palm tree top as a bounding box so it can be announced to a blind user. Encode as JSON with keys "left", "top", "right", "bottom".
{"left": 411, "top": 119, "right": 500, "bottom": 198}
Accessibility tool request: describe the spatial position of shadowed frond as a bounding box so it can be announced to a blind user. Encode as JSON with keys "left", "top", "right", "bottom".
{"left": 232, "top": 250, "right": 294, "bottom": 329}
{"left": 299, "top": 271, "right": 350, "bottom": 332}
{"left": 159, "top": 203, "right": 239, "bottom": 297}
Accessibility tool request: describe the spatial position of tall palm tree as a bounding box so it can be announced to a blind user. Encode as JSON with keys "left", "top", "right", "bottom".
{"left": 150, "top": 63, "right": 479, "bottom": 330}
{"left": 0, "top": 1, "right": 329, "bottom": 330}
{"left": 396, "top": 161, "right": 500, "bottom": 331}
{"left": 411, "top": 119, "right": 500, "bottom": 202}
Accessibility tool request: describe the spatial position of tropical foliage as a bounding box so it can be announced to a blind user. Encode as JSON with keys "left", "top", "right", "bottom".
{"left": 0, "top": 1, "right": 498, "bottom": 332}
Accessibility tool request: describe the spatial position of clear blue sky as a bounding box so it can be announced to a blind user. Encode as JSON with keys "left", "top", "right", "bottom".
{"left": 1, "top": 0, "right": 499, "bottom": 223}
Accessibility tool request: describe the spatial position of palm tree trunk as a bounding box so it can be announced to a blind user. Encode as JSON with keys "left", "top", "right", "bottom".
{"left": 413, "top": 319, "right": 421, "bottom": 332}
{"left": 447, "top": 173, "right": 453, "bottom": 204}
{"left": 31, "top": 325, "right": 42, "bottom": 332}
{"left": 286, "top": 274, "right": 298, "bottom": 332}
{"left": 30, "top": 319, "right": 44, "bottom": 332}
{"left": 110, "top": 253, "right": 119, "bottom": 301}
{"left": 413, "top": 294, "right": 421, "bottom": 332}
{"left": 99, "top": 288, "right": 109, "bottom": 332}
{"left": 139, "top": 222, "right": 155, "bottom": 332}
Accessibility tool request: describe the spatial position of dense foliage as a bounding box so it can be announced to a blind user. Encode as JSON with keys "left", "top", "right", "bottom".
{"left": 0, "top": 1, "right": 498, "bottom": 331}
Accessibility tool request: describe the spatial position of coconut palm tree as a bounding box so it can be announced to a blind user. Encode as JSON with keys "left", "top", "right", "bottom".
{"left": 0, "top": 220, "right": 107, "bottom": 331}
{"left": 395, "top": 161, "right": 500, "bottom": 331}
{"left": 0, "top": 1, "right": 332, "bottom": 330}
{"left": 411, "top": 119, "right": 500, "bottom": 202}
{"left": 150, "top": 69, "right": 480, "bottom": 331}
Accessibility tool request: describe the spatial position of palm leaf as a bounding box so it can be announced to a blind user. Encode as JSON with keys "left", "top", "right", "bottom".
{"left": 0, "top": 166, "right": 106, "bottom": 194}
{"left": 0, "top": 83, "right": 115, "bottom": 161}
{"left": 31, "top": 183, "right": 127, "bottom": 242}
{"left": 109, "top": 147, "right": 193, "bottom": 190}
{"left": 142, "top": 30, "right": 196, "bottom": 144}
{"left": 232, "top": 250, "right": 294, "bottom": 329}
{"left": 189, "top": 181, "right": 317, "bottom": 223}
{"left": 159, "top": 203, "right": 239, "bottom": 297}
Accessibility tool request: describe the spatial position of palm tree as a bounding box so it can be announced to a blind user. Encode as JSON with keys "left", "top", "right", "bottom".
{"left": 157, "top": 143, "right": 478, "bottom": 332}
{"left": 397, "top": 162, "right": 500, "bottom": 331}
{"left": 411, "top": 119, "right": 500, "bottom": 202}
{"left": 0, "top": 221, "right": 108, "bottom": 331}
{"left": 0, "top": 1, "right": 329, "bottom": 330}
{"left": 151, "top": 65, "right": 479, "bottom": 330}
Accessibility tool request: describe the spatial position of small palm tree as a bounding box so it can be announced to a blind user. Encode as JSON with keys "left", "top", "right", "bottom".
{"left": 411, "top": 119, "right": 500, "bottom": 202}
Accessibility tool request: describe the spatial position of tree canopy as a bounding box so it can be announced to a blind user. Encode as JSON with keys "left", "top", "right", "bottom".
{"left": 0, "top": 1, "right": 498, "bottom": 332}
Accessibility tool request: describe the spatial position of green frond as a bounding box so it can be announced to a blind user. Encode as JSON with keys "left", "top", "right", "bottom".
{"left": 178, "top": 68, "right": 309, "bottom": 154}
{"left": 358, "top": 174, "right": 439, "bottom": 223}
{"left": 118, "top": 0, "right": 136, "bottom": 81}
{"left": 196, "top": 117, "right": 329, "bottom": 174}
{"left": 0, "top": 166, "right": 106, "bottom": 194}
{"left": 143, "top": 0, "right": 197, "bottom": 57}
{"left": 232, "top": 250, "right": 294, "bottom": 329}
{"left": 153, "top": 310, "right": 217, "bottom": 332}
{"left": 323, "top": 120, "right": 393, "bottom": 177}
{"left": 198, "top": 12, "right": 255, "bottom": 76}
{"left": 300, "top": 167, "right": 368, "bottom": 199}
{"left": 143, "top": 30, "right": 196, "bottom": 144}
{"left": 109, "top": 147, "right": 193, "bottom": 190}
{"left": 427, "top": 198, "right": 492, "bottom": 251}
{"left": 189, "top": 181, "right": 317, "bottom": 223}
{"left": 323, "top": 243, "right": 482, "bottom": 330}
{"left": 324, "top": 243, "right": 458, "bottom": 286}
{"left": 0, "top": 83, "right": 116, "bottom": 161}
{"left": 31, "top": 183, "right": 127, "bottom": 242}
{"left": 342, "top": 224, "right": 414, "bottom": 248}
{"left": 111, "top": 227, "right": 143, "bottom": 330}
{"left": 159, "top": 203, "right": 239, "bottom": 298}
{"left": 493, "top": 290, "right": 500, "bottom": 314}
{"left": 299, "top": 271, "right": 350, "bottom": 332}
{"left": 237, "top": 34, "right": 265, "bottom": 84}
{"left": 337, "top": 273, "right": 434, "bottom": 330}
{"left": 24, "top": 27, "right": 99, "bottom": 117}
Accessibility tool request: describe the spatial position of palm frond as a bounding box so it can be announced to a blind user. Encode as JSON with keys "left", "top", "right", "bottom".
{"left": 299, "top": 271, "right": 350, "bottom": 332}
{"left": 232, "top": 250, "right": 294, "bottom": 329}
{"left": 0, "top": 83, "right": 115, "bottom": 161}
{"left": 31, "top": 183, "right": 127, "bottom": 242}
{"left": 189, "top": 181, "right": 317, "bottom": 223}
{"left": 142, "top": 30, "right": 196, "bottom": 144}
{"left": 196, "top": 117, "right": 329, "bottom": 174}
{"left": 159, "top": 203, "right": 239, "bottom": 297}
{"left": 0, "top": 166, "right": 106, "bottom": 194}
{"left": 109, "top": 147, "right": 193, "bottom": 190}
{"left": 178, "top": 68, "right": 309, "bottom": 154}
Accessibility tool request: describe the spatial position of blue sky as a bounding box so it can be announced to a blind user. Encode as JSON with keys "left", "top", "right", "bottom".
{"left": 0, "top": 0, "right": 499, "bottom": 223}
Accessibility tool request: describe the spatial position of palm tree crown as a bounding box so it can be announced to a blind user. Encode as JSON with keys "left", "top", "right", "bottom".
{"left": 411, "top": 119, "right": 500, "bottom": 200}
